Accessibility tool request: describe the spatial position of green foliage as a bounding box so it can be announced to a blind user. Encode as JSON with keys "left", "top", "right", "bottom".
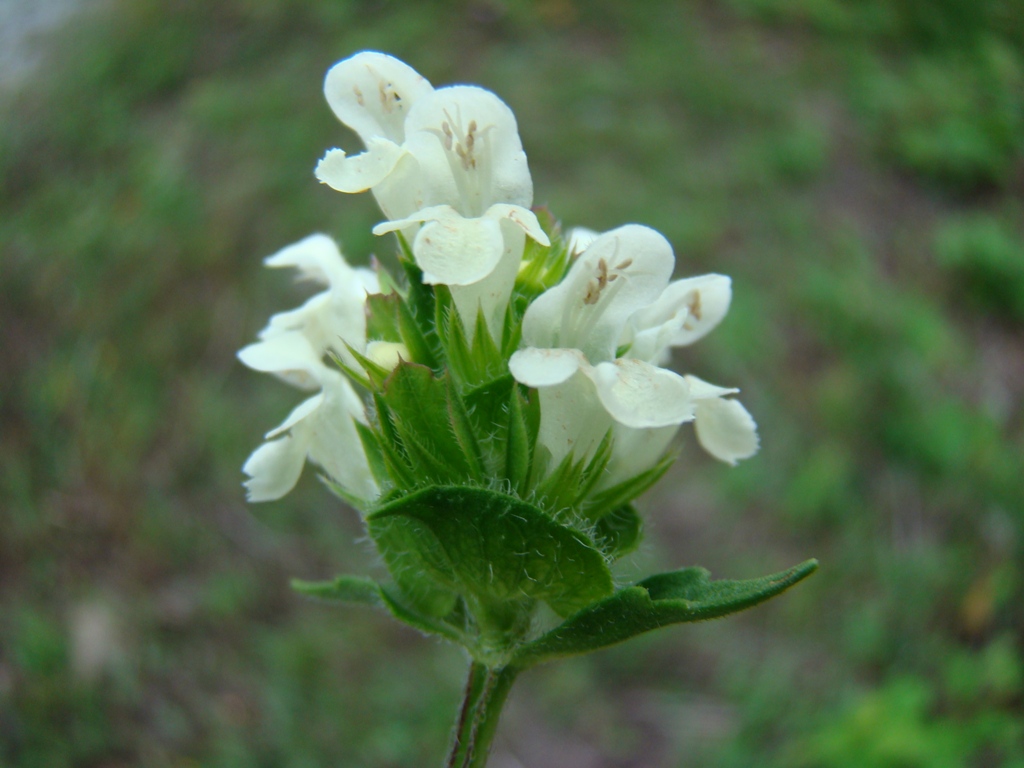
{"left": 369, "top": 486, "right": 615, "bottom": 626}
{"left": 935, "top": 213, "right": 1024, "bottom": 323}
{"left": 511, "top": 560, "right": 818, "bottom": 669}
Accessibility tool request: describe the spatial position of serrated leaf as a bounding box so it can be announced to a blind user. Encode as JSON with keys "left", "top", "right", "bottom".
{"left": 510, "top": 559, "right": 819, "bottom": 669}
{"left": 368, "top": 486, "right": 614, "bottom": 618}
{"left": 291, "top": 575, "right": 464, "bottom": 642}
{"left": 592, "top": 503, "right": 642, "bottom": 559}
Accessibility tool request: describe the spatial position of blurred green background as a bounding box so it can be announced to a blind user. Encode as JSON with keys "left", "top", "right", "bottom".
{"left": 2, "top": 0, "right": 1023, "bottom": 766}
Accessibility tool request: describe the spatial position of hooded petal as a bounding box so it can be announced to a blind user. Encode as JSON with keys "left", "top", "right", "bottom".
{"left": 521, "top": 224, "right": 675, "bottom": 363}
{"left": 403, "top": 85, "right": 533, "bottom": 215}
{"left": 324, "top": 51, "right": 433, "bottom": 145}
{"left": 622, "top": 274, "right": 731, "bottom": 361}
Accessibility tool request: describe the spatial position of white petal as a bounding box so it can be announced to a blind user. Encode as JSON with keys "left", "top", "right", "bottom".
{"left": 567, "top": 226, "right": 599, "bottom": 256}
{"left": 684, "top": 374, "right": 739, "bottom": 400}
{"left": 266, "top": 392, "right": 325, "bottom": 439}
{"left": 413, "top": 215, "right": 505, "bottom": 286}
{"left": 509, "top": 347, "right": 585, "bottom": 387}
{"left": 601, "top": 423, "right": 679, "bottom": 489}
{"left": 238, "top": 332, "right": 322, "bottom": 375}
{"left": 694, "top": 397, "right": 759, "bottom": 465}
{"left": 669, "top": 274, "right": 732, "bottom": 347}
{"left": 535, "top": 374, "right": 614, "bottom": 470}
{"left": 448, "top": 219, "right": 524, "bottom": 337}
{"left": 484, "top": 204, "right": 550, "bottom": 246}
{"left": 372, "top": 204, "right": 458, "bottom": 235}
{"left": 403, "top": 85, "right": 534, "bottom": 212}
{"left": 264, "top": 233, "right": 339, "bottom": 282}
{"left": 621, "top": 274, "right": 731, "bottom": 360}
{"left": 302, "top": 376, "right": 378, "bottom": 501}
{"left": 242, "top": 436, "right": 307, "bottom": 502}
{"left": 586, "top": 358, "right": 695, "bottom": 429}
{"left": 324, "top": 51, "right": 433, "bottom": 144}
{"left": 521, "top": 224, "right": 675, "bottom": 362}
{"left": 314, "top": 138, "right": 407, "bottom": 194}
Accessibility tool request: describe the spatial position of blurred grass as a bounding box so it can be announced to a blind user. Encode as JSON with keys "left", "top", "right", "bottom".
{"left": 1, "top": 0, "right": 1023, "bottom": 766}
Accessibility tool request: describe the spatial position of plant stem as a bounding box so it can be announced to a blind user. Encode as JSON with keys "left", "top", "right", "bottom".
{"left": 445, "top": 660, "right": 519, "bottom": 768}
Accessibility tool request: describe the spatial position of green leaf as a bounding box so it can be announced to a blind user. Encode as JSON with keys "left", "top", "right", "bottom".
{"left": 368, "top": 486, "right": 615, "bottom": 618}
{"left": 291, "top": 575, "right": 464, "bottom": 642}
{"left": 592, "top": 504, "right": 643, "bottom": 559}
{"left": 510, "top": 559, "right": 819, "bottom": 669}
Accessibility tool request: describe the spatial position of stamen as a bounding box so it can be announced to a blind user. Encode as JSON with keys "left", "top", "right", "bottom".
{"left": 353, "top": 85, "right": 365, "bottom": 106}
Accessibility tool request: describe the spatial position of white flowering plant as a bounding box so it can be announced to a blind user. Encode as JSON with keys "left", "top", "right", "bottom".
{"left": 239, "top": 51, "right": 817, "bottom": 768}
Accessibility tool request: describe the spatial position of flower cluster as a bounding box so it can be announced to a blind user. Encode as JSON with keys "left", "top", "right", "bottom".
{"left": 240, "top": 51, "right": 757, "bottom": 514}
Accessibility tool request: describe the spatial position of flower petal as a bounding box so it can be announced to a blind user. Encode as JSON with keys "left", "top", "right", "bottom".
{"left": 324, "top": 51, "right": 433, "bottom": 144}
{"left": 586, "top": 358, "right": 695, "bottom": 429}
{"left": 266, "top": 392, "right": 325, "bottom": 439}
{"left": 694, "top": 397, "right": 759, "bottom": 465}
{"left": 484, "top": 204, "right": 550, "bottom": 246}
{"left": 242, "top": 436, "right": 307, "bottom": 502}
{"left": 315, "top": 139, "right": 407, "bottom": 194}
{"left": 371, "top": 204, "right": 457, "bottom": 235}
{"left": 521, "top": 224, "right": 675, "bottom": 362}
{"left": 622, "top": 274, "right": 732, "bottom": 360}
{"left": 509, "top": 347, "right": 585, "bottom": 387}
{"left": 237, "top": 332, "right": 322, "bottom": 375}
{"left": 684, "top": 374, "right": 739, "bottom": 400}
{"left": 403, "top": 85, "right": 533, "bottom": 213}
{"left": 567, "top": 226, "right": 599, "bottom": 256}
{"left": 413, "top": 215, "right": 505, "bottom": 286}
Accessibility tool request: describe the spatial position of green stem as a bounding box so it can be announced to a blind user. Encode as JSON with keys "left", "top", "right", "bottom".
{"left": 445, "top": 660, "right": 519, "bottom": 768}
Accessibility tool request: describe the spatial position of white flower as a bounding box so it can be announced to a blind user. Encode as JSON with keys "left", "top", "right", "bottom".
{"left": 315, "top": 53, "right": 549, "bottom": 334}
{"left": 238, "top": 234, "right": 382, "bottom": 504}
{"left": 254, "top": 233, "right": 378, "bottom": 380}
{"left": 509, "top": 224, "right": 757, "bottom": 474}
{"left": 315, "top": 51, "right": 434, "bottom": 220}
{"left": 239, "top": 332, "right": 378, "bottom": 503}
